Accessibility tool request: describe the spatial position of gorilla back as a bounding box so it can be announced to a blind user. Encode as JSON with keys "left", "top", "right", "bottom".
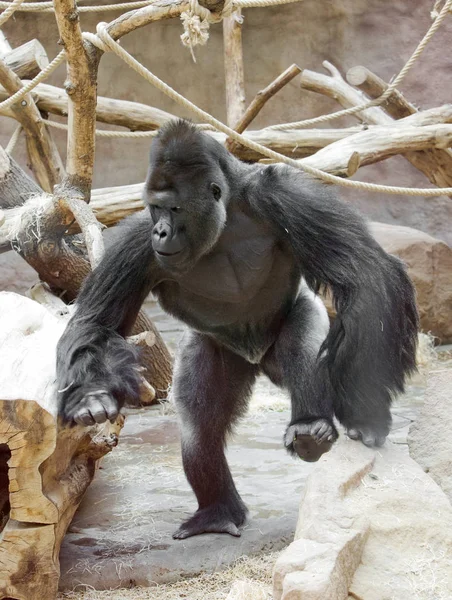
{"left": 57, "top": 119, "right": 418, "bottom": 539}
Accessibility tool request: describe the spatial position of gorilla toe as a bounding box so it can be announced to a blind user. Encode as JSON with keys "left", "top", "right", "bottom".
{"left": 285, "top": 419, "right": 338, "bottom": 462}
{"left": 173, "top": 502, "right": 247, "bottom": 539}
{"left": 346, "top": 426, "right": 387, "bottom": 447}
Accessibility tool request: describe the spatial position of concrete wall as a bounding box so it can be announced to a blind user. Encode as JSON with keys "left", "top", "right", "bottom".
{"left": 1, "top": 0, "right": 451, "bottom": 289}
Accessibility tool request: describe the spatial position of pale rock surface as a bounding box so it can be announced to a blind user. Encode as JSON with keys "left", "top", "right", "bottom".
{"left": 273, "top": 438, "right": 452, "bottom": 600}
{"left": 408, "top": 369, "right": 452, "bottom": 504}
{"left": 322, "top": 222, "right": 452, "bottom": 343}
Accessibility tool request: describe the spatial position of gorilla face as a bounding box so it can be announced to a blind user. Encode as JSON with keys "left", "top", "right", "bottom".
{"left": 143, "top": 121, "right": 229, "bottom": 272}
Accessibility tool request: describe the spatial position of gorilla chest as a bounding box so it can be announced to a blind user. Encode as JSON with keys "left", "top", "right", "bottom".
{"left": 155, "top": 230, "right": 289, "bottom": 329}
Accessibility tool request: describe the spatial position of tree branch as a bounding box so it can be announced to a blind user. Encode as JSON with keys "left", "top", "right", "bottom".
{"left": 53, "top": 0, "right": 99, "bottom": 200}
{"left": 2, "top": 39, "right": 49, "bottom": 80}
{"left": 300, "top": 124, "right": 452, "bottom": 176}
{"left": 223, "top": 10, "right": 246, "bottom": 127}
{"left": 0, "top": 82, "right": 177, "bottom": 130}
{"left": 235, "top": 64, "right": 301, "bottom": 134}
{"left": 345, "top": 66, "right": 452, "bottom": 191}
{"left": 0, "top": 57, "right": 64, "bottom": 192}
{"left": 301, "top": 61, "right": 452, "bottom": 191}
{"left": 227, "top": 63, "right": 301, "bottom": 153}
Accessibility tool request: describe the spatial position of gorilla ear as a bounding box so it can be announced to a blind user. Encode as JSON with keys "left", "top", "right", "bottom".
{"left": 210, "top": 183, "right": 222, "bottom": 201}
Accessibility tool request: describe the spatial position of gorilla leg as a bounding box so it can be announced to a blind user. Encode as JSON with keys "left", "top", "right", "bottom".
{"left": 262, "top": 286, "right": 337, "bottom": 462}
{"left": 172, "top": 331, "right": 258, "bottom": 539}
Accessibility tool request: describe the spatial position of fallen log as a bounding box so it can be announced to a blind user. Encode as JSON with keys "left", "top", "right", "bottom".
{"left": 2, "top": 39, "right": 49, "bottom": 80}
{"left": 0, "top": 290, "right": 124, "bottom": 600}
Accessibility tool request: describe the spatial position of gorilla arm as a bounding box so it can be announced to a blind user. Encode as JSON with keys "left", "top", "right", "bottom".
{"left": 254, "top": 165, "right": 419, "bottom": 434}
{"left": 57, "top": 213, "right": 159, "bottom": 425}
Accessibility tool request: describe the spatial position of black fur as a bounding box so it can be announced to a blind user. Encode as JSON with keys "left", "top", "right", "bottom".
{"left": 56, "top": 119, "right": 419, "bottom": 538}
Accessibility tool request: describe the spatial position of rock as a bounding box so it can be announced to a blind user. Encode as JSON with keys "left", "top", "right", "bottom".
{"left": 322, "top": 222, "right": 452, "bottom": 343}
{"left": 273, "top": 438, "right": 452, "bottom": 600}
{"left": 408, "top": 369, "right": 452, "bottom": 503}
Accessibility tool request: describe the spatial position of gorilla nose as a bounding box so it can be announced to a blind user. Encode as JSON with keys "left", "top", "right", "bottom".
{"left": 152, "top": 223, "right": 183, "bottom": 256}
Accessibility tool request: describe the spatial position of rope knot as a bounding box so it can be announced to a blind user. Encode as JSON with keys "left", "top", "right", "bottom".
{"left": 180, "top": 0, "right": 238, "bottom": 60}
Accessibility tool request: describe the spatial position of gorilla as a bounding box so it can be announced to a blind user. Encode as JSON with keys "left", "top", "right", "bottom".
{"left": 57, "top": 119, "right": 418, "bottom": 539}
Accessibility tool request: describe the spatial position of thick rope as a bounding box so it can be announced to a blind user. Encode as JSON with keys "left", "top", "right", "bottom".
{"left": 5, "top": 123, "right": 21, "bottom": 154}
{"left": 0, "top": 0, "right": 24, "bottom": 26}
{"left": 0, "top": 50, "right": 66, "bottom": 113}
{"left": 83, "top": 23, "right": 452, "bottom": 197}
{"left": 0, "top": 0, "right": 301, "bottom": 12}
{"left": 0, "top": 0, "right": 156, "bottom": 12}
{"left": 431, "top": 0, "right": 452, "bottom": 19}
{"left": 267, "top": 0, "right": 452, "bottom": 130}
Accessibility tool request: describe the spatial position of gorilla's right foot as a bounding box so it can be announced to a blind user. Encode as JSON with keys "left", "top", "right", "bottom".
{"left": 173, "top": 501, "right": 247, "bottom": 540}
{"left": 285, "top": 418, "right": 338, "bottom": 462}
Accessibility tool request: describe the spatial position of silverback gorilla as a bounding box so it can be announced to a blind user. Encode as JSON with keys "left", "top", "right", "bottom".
{"left": 57, "top": 120, "right": 418, "bottom": 539}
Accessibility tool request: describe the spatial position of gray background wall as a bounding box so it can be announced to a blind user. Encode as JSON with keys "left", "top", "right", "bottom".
{"left": 1, "top": 0, "right": 452, "bottom": 289}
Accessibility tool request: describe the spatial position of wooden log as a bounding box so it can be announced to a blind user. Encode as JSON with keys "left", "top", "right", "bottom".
{"left": 301, "top": 61, "right": 452, "bottom": 192}
{"left": 223, "top": 9, "right": 246, "bottom": 127}
{"left": 0, "top": 58, "right": 64, "bottom": 192}
{"left": 2, "top": 39, "right": 49, "bottom": 80}
{"left": 0, "top": 142, "right": 41, "bottom": 210}
{"left": 53, "top": 0, "right": 98, "bottom": 201}
{"left": 0, "top": 30, "right": 11, "bottom": 57}
{"left": 0, "top": 291, "right": 124, "bottom": 600}
{"left": 300, "top": 124, "right": 452, "bottom": 176}
{"left": 0, "top": 82, "right": 176, "bottom": 131}
{"left": 345, "top": 65, "right": 452, "bottom": 192}
{"left": 346, "top": 65, "right": 417, "bottom": 120}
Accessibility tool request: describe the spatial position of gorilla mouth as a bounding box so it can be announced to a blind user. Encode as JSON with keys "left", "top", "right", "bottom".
{"left": 156, "top": 250, "right": 182, "bottom": 257}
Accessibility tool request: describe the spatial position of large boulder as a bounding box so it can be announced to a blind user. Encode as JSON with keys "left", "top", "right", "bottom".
{"left": 408, "top": 369, "right": 452, "bottom": 503}
{"left": 322, "top": 222, "right": 452, "bottom": 343}
{"left": 273, "top": 438, "right": 452, "bottom": 600}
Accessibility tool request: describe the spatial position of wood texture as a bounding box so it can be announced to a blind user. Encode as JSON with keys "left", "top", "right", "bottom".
{"left": 301, "top": 61, "right": 452, "bottom": 191}
{"left": 0, "top": 58, "right": 64, "bottom": 192}
{"left": 3, "top": 39, "right": 49, "bottom": 80}
{"left": 0, "top": 292, "right": 124, "bottom": 600}
{"left": 223, "top": 10, "right": 246, "bottom": 127}
{"left": 53, "top": 0, "right": 99, "bottom": 201}
{"left": 345, "top": 65, "right": 452, "bottom": 192}
{"left": 0, "top": 82, "right": 176, "bottom": 130}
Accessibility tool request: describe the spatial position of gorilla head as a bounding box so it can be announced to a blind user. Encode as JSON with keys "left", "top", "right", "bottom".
{"left": 143, "top": 120, "right": 231, "bottom": 271}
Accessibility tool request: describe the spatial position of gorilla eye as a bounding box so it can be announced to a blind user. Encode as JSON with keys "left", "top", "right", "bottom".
{"left": 171, "top": 207, "right": 182, "bottom": 213}
{"left": 210, "top": 183, "right": 222, "bottom": 201}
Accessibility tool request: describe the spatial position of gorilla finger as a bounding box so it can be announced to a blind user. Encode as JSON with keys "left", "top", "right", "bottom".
{"left": 99, "top": 394, "right": 119, "bottom": 422}
{"left": 88, "top": 401, "right": 109, "bottom": 424}
{"left": 74, "top": 409, "right": 95, "bottom": 426}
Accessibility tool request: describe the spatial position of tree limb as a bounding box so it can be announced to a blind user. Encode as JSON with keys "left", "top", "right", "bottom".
{"left": 2, "top": 39, "right": 49, "bottom": 80}
{"left": 223, "top": 10, "right": 246, "bottom": 127}
{"left": 0, "top": 57, "right": 64, "bottom": 192}
{"left": 345, "top": 66, "right": 452, "bottom": 191}
{"left": 301, "top": 61, "right": 452, "bottom": 191}
{"left": 0, "top": 82, "right": 177, "bottom": 130}
{"left": 53, "top": 0, "right": 99, "bottom": 200}
{"left": 300, "top": 124, "right": 452, "bottom": 176}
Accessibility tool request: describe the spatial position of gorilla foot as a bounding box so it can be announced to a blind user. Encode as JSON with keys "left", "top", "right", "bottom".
{"left": 60, "top": 386, "right": 119, "bottom": 427}
{"left": 173, "top": 502, "right": 247, "bottom": 540}
{"left": 346, "top": 425, "right": 387, "bottom": 448}
{"left": 285, "top": 419, "right": 338, "bottom": 462}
